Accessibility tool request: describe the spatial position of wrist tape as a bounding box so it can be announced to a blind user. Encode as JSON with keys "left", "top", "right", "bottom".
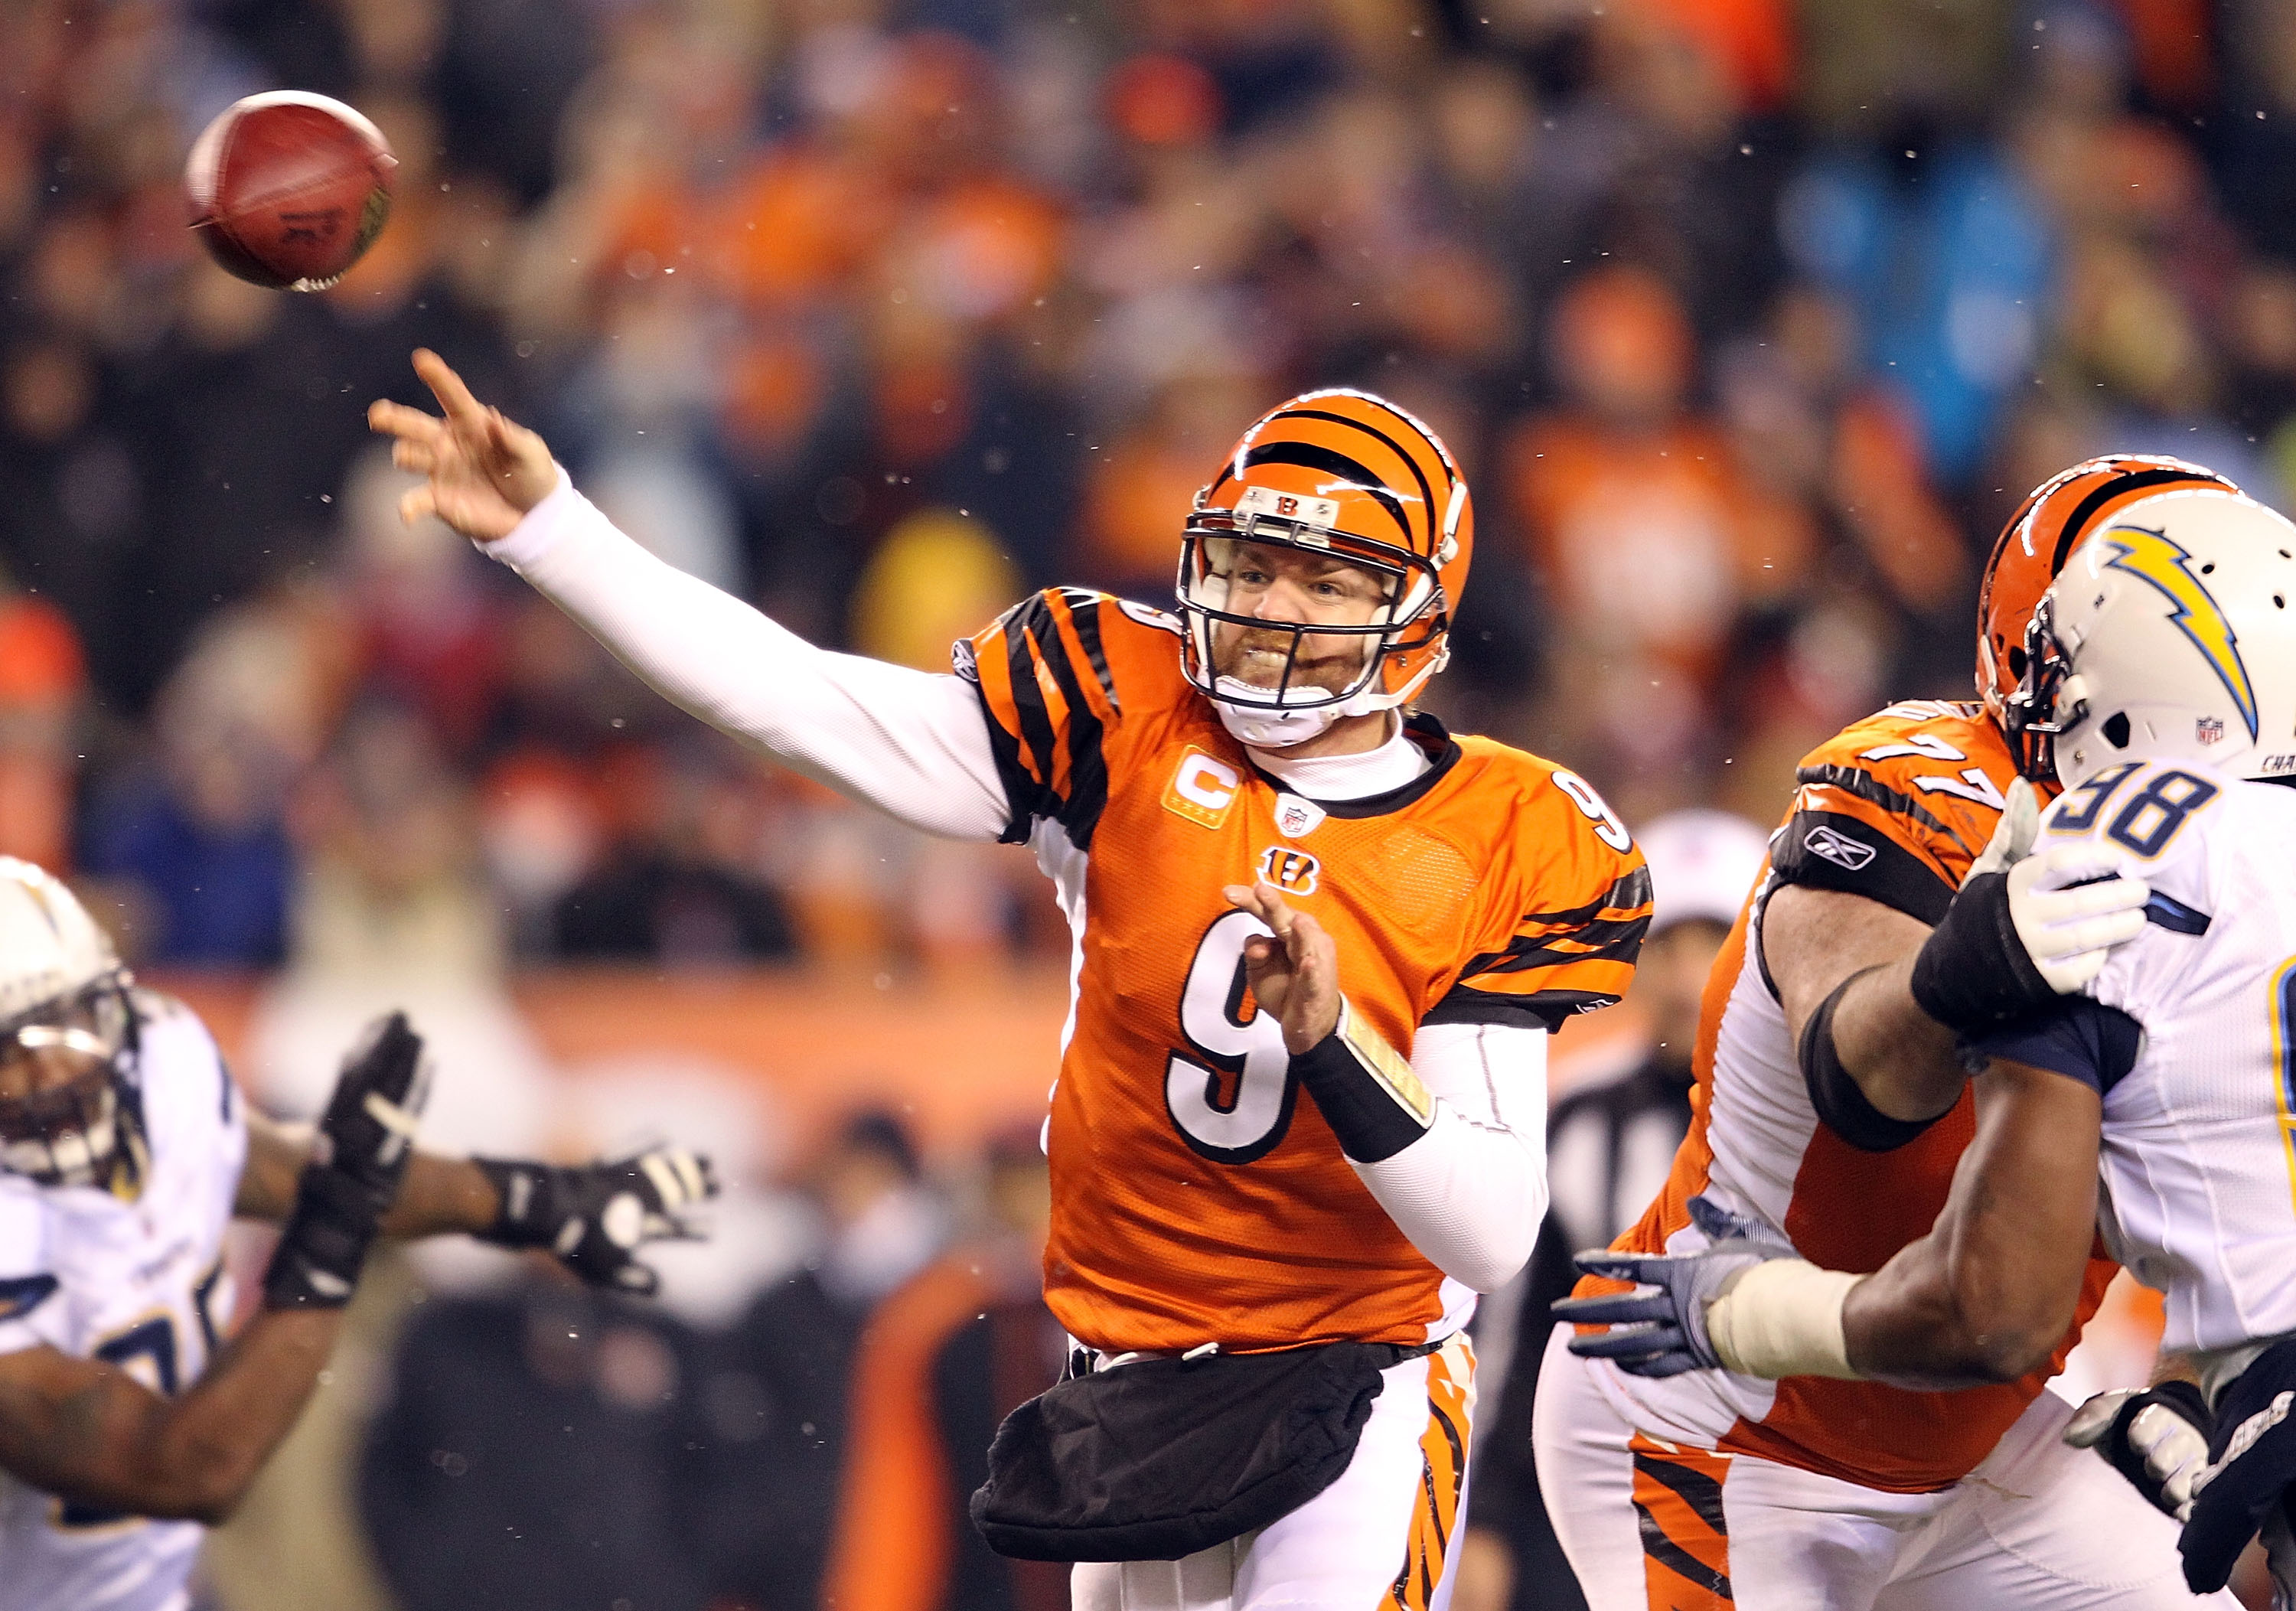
{"left": 1292, "top": 998, "right": 1435, "bottom": 1163}
{"left": 1705, "top": 1259, "right": 1865, "bottom": 1380}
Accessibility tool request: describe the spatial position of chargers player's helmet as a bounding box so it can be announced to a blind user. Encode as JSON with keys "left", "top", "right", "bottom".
{"left": 1983, "top": 455, "right": 2240, "bottom": 781}
{"left": 0, "top": 860, "right": 142, "bottom": 1189}
{"left": 1176, "top": 390, "right": 1471, "bottom": 745}
{"left": 2021, "top": 489, "right": 2296, "bottom": 788}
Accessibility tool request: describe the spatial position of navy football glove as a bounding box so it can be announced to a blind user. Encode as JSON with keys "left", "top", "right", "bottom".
{"left": 1552, "top": 1195, "right": 1798, "bottom": 1378}
{"left": 2180, "top": 1339, "right": 2296, "bottom": 1594}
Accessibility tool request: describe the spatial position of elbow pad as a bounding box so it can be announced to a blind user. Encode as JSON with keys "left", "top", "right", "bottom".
{"left": 1799, "top": 974, "right": 1944, "bottom": 1153}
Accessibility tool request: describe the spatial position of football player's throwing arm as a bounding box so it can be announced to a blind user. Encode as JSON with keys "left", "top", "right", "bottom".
{"left": 368, "top": 351, "right": 1010, "bottom": 840}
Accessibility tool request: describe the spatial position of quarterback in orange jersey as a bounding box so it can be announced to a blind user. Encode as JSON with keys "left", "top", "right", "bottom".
{"left": 1535, "top": 457, "right": 2244, "bottom": 1611}
{"left": 372, "top": 351, "right": 1649, "bottom": 1610}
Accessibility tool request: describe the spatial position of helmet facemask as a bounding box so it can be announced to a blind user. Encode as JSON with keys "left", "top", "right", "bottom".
{"left": 1176, "top": 491, "right": 1453, "bottom": 745}
{"left": 0, "top": 977, "right": 144, "bottom": 1191}
{"left": 2001, "top": 598, "right": 2076, "bottom": 782}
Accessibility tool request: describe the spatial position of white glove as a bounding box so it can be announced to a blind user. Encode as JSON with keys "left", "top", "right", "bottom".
{"left": 1968, "top": 776, "right": 2043, "bottom": 880}
{"left": 2006, "top": 842, "right": 2151, "bottom": 996}
{"left": 2063, "top": 1383, "right": 2213, "bottom": 1521}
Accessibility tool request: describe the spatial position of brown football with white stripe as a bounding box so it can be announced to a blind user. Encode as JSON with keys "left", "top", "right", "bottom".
{"left": 185, "top": 92, "right": 396, "bottom": 292}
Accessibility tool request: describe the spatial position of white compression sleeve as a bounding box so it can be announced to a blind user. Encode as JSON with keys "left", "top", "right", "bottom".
{"left": 482, "top": 478, "right": 1013, "bottom": 841}
{"left": 1350, "top": 1021, "right": 1550, "bottom": 1293}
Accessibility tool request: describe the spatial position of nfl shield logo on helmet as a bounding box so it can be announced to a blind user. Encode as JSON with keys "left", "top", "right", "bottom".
{"left": 2198, "top": 715, "right": 2226, "bottom": 745}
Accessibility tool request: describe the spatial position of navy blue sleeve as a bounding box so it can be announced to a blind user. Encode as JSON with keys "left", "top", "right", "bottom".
{"left": 1965, "top": 998, "right": 2145, "bottom": 1096}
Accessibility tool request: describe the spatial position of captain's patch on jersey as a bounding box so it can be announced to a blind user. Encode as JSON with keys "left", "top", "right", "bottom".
{"left": 1164, "top": 747, "right": 1241, "bottom": 829}
{"left": 1259, "top": 846, "right": 1321, "bottom": 895}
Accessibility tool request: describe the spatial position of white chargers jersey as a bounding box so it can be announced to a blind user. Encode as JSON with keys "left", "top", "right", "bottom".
{"left": 0, "top": 994, "right": 247, "bottom": 1611}
{"left": 2015, "top": 758, "right": 2296, "bottom": 1362}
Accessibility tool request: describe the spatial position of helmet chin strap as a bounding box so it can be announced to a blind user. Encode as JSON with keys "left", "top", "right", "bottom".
{"left": 1210, "top": 676, "right": 1410, "bottom": 749}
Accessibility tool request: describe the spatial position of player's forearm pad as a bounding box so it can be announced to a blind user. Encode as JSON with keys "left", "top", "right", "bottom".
{"left": 1291, "top": 1000, "right": 1435, "bottom": 1163}
{"left": 1909, "top": 870, "right": 2057, "bottom": 1034}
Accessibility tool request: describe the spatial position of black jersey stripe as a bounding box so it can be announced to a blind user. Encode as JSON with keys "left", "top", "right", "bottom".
{"left": 1421, "top": 983, "right": 1623, "bottom": 1032}
{"left": 998, "top": 600, "right": 1062, "bottom": 798}
{"left": 1023, "top": 605, "right": 1111, "bottom": 848}
{"left": 1521, "top": 868, "right": 1656, "bottom": 929}
{"left": 1793, "top": 764, "right": 1953, "bottom": 837}
{"left": 1460, "top": 915, "right": 1651, "bottom": 978}
{"left": 1239, "top": 442, "right": 1413, "bottom": 542}
{"left": 1059, "top": 590, "right": 1120, "bottom": 712}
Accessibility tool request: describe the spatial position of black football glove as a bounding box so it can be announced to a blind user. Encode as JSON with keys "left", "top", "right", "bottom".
{"left": 264, "top": 1012, "right": 431, "bottom": 1309}
{"left": 2180, "top": 1339, "right": 2296, "bottom": 1594}
{"left": 471, "top": 1145, "right": 716, "bottom": 1295}
{"left": 2063, "top": 1380, "right": 2214, "bottom": 1520}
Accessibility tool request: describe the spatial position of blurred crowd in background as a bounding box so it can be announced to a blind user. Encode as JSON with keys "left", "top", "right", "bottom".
{"left": 0, "top": 0, "right": 2280, "bottom": 1606}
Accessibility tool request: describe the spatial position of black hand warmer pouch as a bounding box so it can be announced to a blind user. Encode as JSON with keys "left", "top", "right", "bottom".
{"left": 970, "top": 1339, "right": 1431, "bottom": 1563}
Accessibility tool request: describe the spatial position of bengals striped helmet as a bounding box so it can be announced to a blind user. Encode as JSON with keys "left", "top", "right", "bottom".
{"left": 1176, "top": 389, "right": 1470, "bottom": 740}
{"left": 1983, "top": 455, "right": 2239, "bottom": 779}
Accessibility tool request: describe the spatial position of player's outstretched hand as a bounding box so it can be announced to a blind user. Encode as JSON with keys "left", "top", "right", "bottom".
{"left": 471, "top": 1145, "right": 717, "bottom": 1296}
{"left": 2063, "top": 1381, "right": 2213, "bottom": 1521}
{"left": 1224, "top": 879, "right": 1341, "bottom": 1053}
{"left": 1910, "top": 840, "right": 2150, "bottom": 1034}
{"left": 367, "top": 349, "right": 556, "bottom": 542}
{"left": 264, "top": 1012, "right": 433, "bottom": 1309}
{"left": 2179, "top": 1339, "right": 2296, "bottom": 1593}
{"left": 1554, "top": 1195, "right": 1797, "bottom": 1378}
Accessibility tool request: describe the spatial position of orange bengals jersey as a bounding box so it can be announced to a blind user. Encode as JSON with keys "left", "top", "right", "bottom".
{"left": 1579, "top": 700, "right": 2116, "bottom": 1492}
{"left": 959, "top": 588, "right": 1649, "bottom": 1356}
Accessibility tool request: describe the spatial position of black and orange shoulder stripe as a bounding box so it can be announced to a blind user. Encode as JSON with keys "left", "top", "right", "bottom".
{"left": 959, "top": 589, "right": 1122, "bottom": 849}
{"left": 1426, "top": 867, "right": 1654, "bottom": 1032}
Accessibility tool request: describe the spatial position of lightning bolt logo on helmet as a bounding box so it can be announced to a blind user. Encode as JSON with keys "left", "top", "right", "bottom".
{"left": 2100, "top": 523, "right": 2258, "bottom": 742}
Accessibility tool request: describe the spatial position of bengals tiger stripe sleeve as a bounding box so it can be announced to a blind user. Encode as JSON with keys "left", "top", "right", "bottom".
{"left": 1768, "top": 703, "right": 2018, "bottom": 925}
{"left": 1425, "top": 847, "right": 1653, "bottom": 1031}
{"left": 478, "top": 478, "right": 1014, "bottom": 840}
{"left": 958, "top": 588, "right": 1132, "bottom": 848}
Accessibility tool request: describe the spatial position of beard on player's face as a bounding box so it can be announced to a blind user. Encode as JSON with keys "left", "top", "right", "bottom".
{"left": 1211, "top": 624, "right": 1375, "bottom": 693}
{"left": 1205, "top": 540, "right": 1391, "bottom": 693}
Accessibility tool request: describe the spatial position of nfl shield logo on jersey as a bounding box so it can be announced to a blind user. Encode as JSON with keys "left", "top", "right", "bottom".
{"left": 2198, "top": 715, "right": 2226, "bottom": 745}
{"left": 1273, "top": 794, "right": 1325, "bottom": 839}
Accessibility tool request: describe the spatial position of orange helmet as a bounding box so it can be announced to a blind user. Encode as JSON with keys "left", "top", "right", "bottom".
{"left": 1176, "top": 389, "right": 1472, "bottom": 736}
{"left": 1983, "top": 454, "right": 2239, "bottom": 778}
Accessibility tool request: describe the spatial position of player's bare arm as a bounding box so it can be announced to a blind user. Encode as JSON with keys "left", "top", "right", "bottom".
{"left": 1761, "top": 885, "right": 1964, "bottom": 1123}
{"left": 1838, "top": 1058, "right": 2100, "bottom": 1388}
{"left": 236, "top": 1107, "right": 713, "bottom": 1294}
{"left": 0, "top": 1303, "right": 342, "bottom": 1525}
{"left": 235, "top": 1107, "right": 497, "bottom": 1235}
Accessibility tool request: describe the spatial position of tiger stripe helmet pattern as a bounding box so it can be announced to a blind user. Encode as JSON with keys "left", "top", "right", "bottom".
{"left": 1177, "top": 388, "right": 1472, "bottom": 719}
{"left": 1981, "top": 454, "right": 2238, "bottom": 778}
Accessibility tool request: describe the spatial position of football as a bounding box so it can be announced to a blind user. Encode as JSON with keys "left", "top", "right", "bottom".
{"left": 185, "top": 91, "right": 396, "bottom": 292}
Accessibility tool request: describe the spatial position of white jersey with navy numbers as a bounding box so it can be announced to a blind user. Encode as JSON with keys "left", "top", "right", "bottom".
{"left": 2025, "top": 758, "right": 2296, "bottom": 1365}
{"left": 0, "top": 995, "right": 247, "bottom": 1611}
